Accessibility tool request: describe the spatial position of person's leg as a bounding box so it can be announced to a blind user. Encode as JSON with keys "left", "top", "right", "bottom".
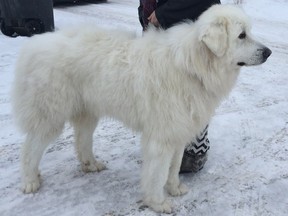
{"left": 180, "top": 125, "right": 210, "bottom": 173}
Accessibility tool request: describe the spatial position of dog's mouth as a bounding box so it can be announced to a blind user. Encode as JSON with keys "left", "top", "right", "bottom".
{"left": 237, "top": 62, "right": 246, "bottom": 66}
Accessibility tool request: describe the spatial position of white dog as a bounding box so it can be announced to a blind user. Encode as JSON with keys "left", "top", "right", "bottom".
{"left": 12, "top": 5, "right": 271, "bottom": 213}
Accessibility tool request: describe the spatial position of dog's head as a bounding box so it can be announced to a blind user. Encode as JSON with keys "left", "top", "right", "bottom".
{"left": 198, "top": 5, "right": 271, "bottom": 66}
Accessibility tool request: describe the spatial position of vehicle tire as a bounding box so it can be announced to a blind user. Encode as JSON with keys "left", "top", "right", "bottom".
{"left": 24, "top": 20, "right": 43, "bottom": 36}
{"left": 0, "top": 21, "right": 17, "bottom": 37}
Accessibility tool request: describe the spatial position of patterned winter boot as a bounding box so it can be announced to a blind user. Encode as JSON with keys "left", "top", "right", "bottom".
{"left": 180, "top": 125, "right": 210, "bottom": 173}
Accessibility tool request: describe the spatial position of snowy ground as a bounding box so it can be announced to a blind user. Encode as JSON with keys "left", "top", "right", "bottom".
{"left": 0, "top": 0, "right": 287, "bottom": 215}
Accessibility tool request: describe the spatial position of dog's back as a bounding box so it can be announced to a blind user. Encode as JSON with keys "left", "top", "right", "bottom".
{"left": 12, "top": 26, "right": 138, "bottom": 133}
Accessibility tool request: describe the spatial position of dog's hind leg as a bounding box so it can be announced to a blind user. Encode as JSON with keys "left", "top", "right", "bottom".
{"left": 21, "top": 124, "right": 64, "bottom": 193}
{"left": 72, "top": 112, "right": 106, "bottom": 173}
{"left": 166, "top": 144, "right": 188, "bottom": 196}
{"left": 141, "top": 138, "right": 174, "bottom": 213}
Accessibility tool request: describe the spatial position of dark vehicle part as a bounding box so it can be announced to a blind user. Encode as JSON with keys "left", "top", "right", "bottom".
{"left": 0, "top": 0, "right": 54, "bottom": 37}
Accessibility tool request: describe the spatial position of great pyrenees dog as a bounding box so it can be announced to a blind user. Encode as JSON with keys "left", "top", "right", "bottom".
{"left": 13, "top": 5, "right": 271, "bottom": 213}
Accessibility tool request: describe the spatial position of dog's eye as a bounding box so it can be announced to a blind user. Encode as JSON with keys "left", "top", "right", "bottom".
{"left": 238, "top": 32, "right": 246, "bottom": 39}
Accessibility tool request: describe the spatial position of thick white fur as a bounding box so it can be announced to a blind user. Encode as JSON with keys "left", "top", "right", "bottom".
{"left": 12, "top": 5, "right": 270, "bottom": 213}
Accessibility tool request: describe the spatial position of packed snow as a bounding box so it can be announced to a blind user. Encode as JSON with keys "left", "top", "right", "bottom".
{"left": 0, "top": 0, "right": 287, "bottom": 215}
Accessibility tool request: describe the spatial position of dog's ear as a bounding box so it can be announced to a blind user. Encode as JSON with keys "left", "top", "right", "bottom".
{"left": 199, "top": 18, "right": 228, "bottom": 57}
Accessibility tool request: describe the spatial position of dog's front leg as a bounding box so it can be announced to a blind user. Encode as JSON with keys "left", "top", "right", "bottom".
{"left": 141, "top": 138, "right": 174, "bottom": 213}
{"left": 166, "top": 144, "right": 188, "bottom": 196}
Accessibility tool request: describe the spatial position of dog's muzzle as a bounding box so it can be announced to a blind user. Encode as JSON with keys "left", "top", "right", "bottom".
{"left": 237, "top": 47, "right": 272, "bottom": 66}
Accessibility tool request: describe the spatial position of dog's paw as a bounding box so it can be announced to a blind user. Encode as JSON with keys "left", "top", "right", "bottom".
{"left": 145, "top": 199, "right": 173, "bottom": 214}
{"left": 167, "top": 183, "right": 189, "bottom": 197}
{"left": 22, "top": 177, "right": 41, "bottom": 193}
{"left": 81, "top": 160, "right": 106, "bottom": 173}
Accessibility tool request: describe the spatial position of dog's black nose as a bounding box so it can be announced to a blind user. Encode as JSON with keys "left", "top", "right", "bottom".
{"left": 263, "top": 47, "right": 272, "bottom": 60}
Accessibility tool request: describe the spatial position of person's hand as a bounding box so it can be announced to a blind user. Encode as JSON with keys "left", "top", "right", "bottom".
{"left": 148, "top": 11, "right": 160, "bottom": 27}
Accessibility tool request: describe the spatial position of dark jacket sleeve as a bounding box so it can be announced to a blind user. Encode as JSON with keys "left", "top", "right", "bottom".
{"left": 155, "top": 0, "right": 221, "bottom": 29}
{"left": 138, "top": 0, "right": 157, "bottom": 30}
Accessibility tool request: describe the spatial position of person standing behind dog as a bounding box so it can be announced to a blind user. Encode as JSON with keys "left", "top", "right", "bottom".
{"left": 138, "top": 0, "right": 221, "bottom": 173}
